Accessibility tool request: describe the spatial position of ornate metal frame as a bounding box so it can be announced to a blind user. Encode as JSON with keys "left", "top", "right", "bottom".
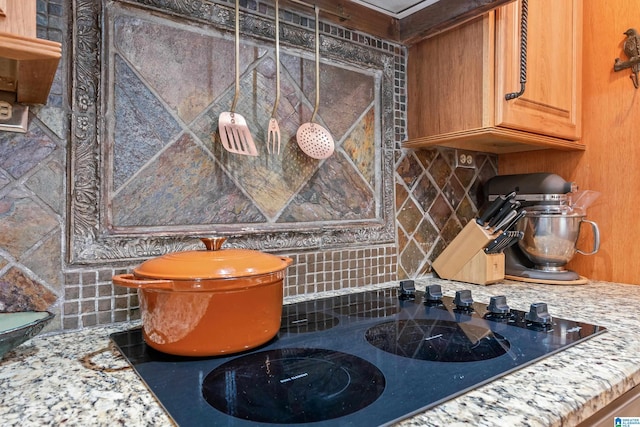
{"left": 69, "top": 0, "right": 397, "bottom": 264}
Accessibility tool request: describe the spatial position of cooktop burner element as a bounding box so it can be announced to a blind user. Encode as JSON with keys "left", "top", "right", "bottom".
{"left": 334, "top": 288, "right": 400, "bottom": 318}
{"left": 111, "top": 283, "right": 606, "bottom": 427}
{"left": 202, "top": 348, "right": 385, "bottom": 423}
{"left": 365, "top": 319, "right": 511, "bottom": 362}
{"left": 280, "top": 302, "right": 340, "bottom": 333}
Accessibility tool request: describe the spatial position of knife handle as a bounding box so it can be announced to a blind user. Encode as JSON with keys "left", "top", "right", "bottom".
{"left": 488, "top": 200, "right": 519, "bottom": 229}
{"left": 492, "top": 209, "right": 518, "bottom": 232}
{"left": 476, "top": 191, "right": 516, "bottom": 226}
{"left": 484, "top": 232, "right": 507, "bottom": 253}
{"left": 501, "top": 209, "right": 527, "bottom": 233}
{"left": 476, "top": 196, "right": 506, "bottom": 226}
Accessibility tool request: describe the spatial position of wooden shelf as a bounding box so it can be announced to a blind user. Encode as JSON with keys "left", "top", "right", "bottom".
{"left": 0, "top": 31, "right": 61, "bottom": 104}
{"left": 403, "top": 127, "right": 586, "bottom": 154}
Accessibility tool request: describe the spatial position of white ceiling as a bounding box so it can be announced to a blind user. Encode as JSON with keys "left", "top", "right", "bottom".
{"left": 349, "top": 0, "right": 440, "bottom": 19}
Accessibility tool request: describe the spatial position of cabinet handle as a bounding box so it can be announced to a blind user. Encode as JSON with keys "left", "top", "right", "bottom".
{"left": 505, "top": 0, "right": 528, "bottom": 100}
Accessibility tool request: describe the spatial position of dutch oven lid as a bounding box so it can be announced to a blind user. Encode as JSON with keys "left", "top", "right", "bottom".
{"left": 133, "top": 237, "right": 292, "bottom": 280}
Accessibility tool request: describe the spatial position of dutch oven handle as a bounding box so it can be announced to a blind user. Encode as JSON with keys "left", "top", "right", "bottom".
{"left": 112, "top": 274, "right": 174, "bottom": 290}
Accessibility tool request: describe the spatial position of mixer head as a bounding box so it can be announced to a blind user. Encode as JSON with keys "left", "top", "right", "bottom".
{"left": 484, "top": 173, "right": 577, "bottom": 208}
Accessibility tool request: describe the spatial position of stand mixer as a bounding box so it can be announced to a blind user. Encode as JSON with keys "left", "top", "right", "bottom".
{"left": 484, "top": 173, "right": 600, "bottom": 285}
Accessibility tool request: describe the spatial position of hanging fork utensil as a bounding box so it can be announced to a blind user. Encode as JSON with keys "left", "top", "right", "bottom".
{"left": 267, "top": 0, "right": 281, "bottom": 154}
{"left": 218, "top": 0, "right": 258, "bottom": 156}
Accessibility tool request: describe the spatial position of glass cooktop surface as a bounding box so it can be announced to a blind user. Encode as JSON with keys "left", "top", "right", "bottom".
{"left": 111, "top": 284, "right": 606, "bottom": 426}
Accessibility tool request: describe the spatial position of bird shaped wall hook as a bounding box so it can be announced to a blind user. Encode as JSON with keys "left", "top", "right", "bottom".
{"left": 614, "top": 28, "right": 640, "bottom": 89}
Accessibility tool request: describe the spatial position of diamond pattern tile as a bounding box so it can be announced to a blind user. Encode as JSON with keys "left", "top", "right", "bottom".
{"left": 0, "top": 170, "right": 9, "bottom": 190}
{"left": 428, "top": 194, "right": 452, "bottom": 230}
{"left": 442, "top": 176, "right": 465, "bottom": 211}
{"left": 0, "top": 124, "right": 57, "bottom": 180}
{"left": 456, "top": 196, "right": 478, "bottom": 225}
{"left": 113, "top": 14, "right": 239, "bottom": 124}
{"left": 0, "top": 267, "right": 57, "bottom": 312}
{"left": 0, "top": 192, "right": 59, "bottom": 260}
{"left": 107, "top": 9, "right": 381, "bottom": 230}
{"left": 413, "top": 174, "right": 438, "bottom": 213}
{"left": 111, "top": 133, "right": 265, "bottom": 226}
{"left": 113, "top": 55, "right": 182, "bottom": 189}
{"left": 342, "top": 106, "right": 376, "bottom": 188}
{"left": 397, "top": 197, "right": 423, "bottom": 236}
{"left": 455, "top": 166, "right": 476, "bottom": 189}
{"left": 400, "top": 239, "right": 424, "bottom": 278}
{"left": 278, "top": 152, "right": 375, "bottom": 222}
{"left": 396, "top": 152, "right": 423, "bottom": 189}
{"left": 394, "top": 148, "right": 497, "bottom": 277}
{"left": 427, "top": 153, "right": 452, "bottom": 188}
{"left": 413, "top": 218, "right": 438, "bottom": 256}
{"left": 414, "top": 149, "right": 437, "bottom": 168}
{"left": 395, "top": 179, "right": 408, "bottom": 212}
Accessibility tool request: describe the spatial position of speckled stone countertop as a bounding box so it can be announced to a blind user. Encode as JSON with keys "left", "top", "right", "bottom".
{"left": 1, "top": 278, "right": 639, "bottom": 426}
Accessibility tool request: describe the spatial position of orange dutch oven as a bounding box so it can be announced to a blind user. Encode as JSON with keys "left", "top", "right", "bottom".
{"left": 112, "top": 237, "right": 293, "bottom": 357}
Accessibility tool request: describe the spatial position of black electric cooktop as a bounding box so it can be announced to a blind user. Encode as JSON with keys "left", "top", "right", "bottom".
{"left": 111, "top": 282, "right": 606, "bottom": 426}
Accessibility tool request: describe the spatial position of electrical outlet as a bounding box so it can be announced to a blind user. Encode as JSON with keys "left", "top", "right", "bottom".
{"left": 0, "top": 100, "right": 27, "bottom": 133}
{"left": 455, "top": 150, "right": 476, "bottom": 169}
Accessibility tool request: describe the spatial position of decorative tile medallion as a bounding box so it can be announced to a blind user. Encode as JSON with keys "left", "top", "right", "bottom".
{"left": 69, "top": 0, "right": 396, "bottom": 262}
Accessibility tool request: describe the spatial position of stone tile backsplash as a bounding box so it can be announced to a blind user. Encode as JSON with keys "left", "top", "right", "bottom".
{"left": 0, "top": 0, "right": 496, "bottom": 331}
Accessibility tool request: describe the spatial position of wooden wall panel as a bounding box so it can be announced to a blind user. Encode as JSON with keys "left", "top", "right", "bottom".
{"left": 499, "top": 0, "right": 640, "bottom": 284}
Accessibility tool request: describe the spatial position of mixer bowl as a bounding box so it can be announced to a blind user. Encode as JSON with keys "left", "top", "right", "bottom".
{"left": 516, "top": 210, "right": 600, "bottom": 271}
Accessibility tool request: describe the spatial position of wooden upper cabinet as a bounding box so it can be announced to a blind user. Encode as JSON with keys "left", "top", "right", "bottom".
{"left": 0, "top": 0, "right": 61, "bottom": 104}
{"left": 404, "top": 0, "right": 584, "bottom": 154}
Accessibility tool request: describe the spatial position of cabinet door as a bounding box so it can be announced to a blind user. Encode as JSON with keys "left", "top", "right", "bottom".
{"left": 0, "top": 0, "right": 35, "bottom": 37}
{"left": 495, "top": 0, "right": 582, "bottom": 141}
{"left": 407, "top": 15, "right": 493, "bottom": 138}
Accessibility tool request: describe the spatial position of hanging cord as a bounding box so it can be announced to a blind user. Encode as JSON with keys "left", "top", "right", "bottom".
{"left": 505, "top": 0, "right": 528, "bottom": 100}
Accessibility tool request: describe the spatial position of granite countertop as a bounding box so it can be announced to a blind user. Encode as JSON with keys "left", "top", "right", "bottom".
{"left": 1, "top": 278, "right": 639, "bottom": 426}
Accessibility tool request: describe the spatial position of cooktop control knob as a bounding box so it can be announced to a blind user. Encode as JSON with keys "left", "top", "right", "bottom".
{"left": 424, "top": 285, "right": 443, "bottom": 303}
{"left": 454, "top": 290, "right": 473, "bottom": 308}
{"left": 399, "top": 280, "right": 416, "bottom": 299}
{"left": 487, "top": 295, "right": 510, "bottom": 315}
{"left": 525, "top": 303, "right": 553, "bottom": 325}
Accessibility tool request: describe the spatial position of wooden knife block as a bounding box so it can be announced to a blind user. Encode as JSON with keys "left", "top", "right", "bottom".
{"left": 432, "top": 221, "right": 505, "bottom": 285}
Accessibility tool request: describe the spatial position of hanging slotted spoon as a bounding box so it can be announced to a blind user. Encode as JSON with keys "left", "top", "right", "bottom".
{"left": 218, "top": 0, "right": 257, "bottom": 156}
{"left": 296, "top": 6, "right": 335, "bottom": 160}
{"left": 267, "top": 0, "right": 281, "bottom": 154}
